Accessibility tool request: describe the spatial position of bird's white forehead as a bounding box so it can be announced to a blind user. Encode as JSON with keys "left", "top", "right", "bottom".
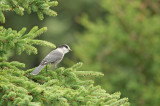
{"left": 57, "top": 47, "right": 69, "bottom": 54}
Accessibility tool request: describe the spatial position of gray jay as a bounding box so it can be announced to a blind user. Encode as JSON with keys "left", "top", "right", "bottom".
{"left": 30, "top": 44, "right": 71, "bottom": 75}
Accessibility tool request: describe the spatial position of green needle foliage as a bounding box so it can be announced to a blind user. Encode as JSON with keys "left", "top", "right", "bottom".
{"left": 0, "top": 0, "right": 58, "bottom": 23}
{"left": 0, "top": 26, "right": 55, "bottom": 70}
{"left": 0, "top": 63, "right": 129, "bottom": 105}
{"left": 0, "top": 0, "right": 129, "bottom": 105}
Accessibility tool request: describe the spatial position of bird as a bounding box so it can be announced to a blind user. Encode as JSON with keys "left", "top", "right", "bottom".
{"left": 30, "top": 44, "right": 72, "bottom": 75}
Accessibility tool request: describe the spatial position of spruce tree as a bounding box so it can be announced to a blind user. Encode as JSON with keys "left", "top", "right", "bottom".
{"left": 0, "top": 0, "right": 129, "bottom": 105}
{"left": 73, "top": 0, "right": 160, "bottom": 105}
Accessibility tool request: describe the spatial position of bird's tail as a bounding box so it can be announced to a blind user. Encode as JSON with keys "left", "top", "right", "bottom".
{"left": 30, "top": 65, "right": 45, "bottom": 75}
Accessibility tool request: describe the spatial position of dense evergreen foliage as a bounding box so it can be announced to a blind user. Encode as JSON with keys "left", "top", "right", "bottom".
{"left": 0, "top": 0, "right": 58, "bottom": 23}
{"left": 0, "top": 0, "right": 129, "bottom": 105}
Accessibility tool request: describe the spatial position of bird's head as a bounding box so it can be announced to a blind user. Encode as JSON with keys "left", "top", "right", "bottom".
{"left": 58, "top": 44, "right": 72, "bottom": 54}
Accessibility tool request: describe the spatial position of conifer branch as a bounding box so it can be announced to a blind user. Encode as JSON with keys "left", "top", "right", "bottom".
{"left": 0, "top": 0, "right": 58, "bottom": 23}
{"left": 0, "top": 26, "right": 55, "bottom": 70}
{"left": 15, "top": 63, "right": 129, "bottom": 105}
{"left": 0, "top": 26, "right": 55, "bottom": 56}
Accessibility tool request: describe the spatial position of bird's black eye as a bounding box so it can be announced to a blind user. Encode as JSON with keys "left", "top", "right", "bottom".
{"left": 58, "top": 44, "right": 69, "bottom": 49}
{"left": 64, "top": 45, "right": 68, "bottom": 48}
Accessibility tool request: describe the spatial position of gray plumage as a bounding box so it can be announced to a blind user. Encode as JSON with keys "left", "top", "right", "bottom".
{"left": 30, "top": 44, "right": 71, "bottom": 75}
{"left": 40, "top": 50, "right": 64, "bottom": 66}
{"left": 30, "top": 65, "right": 45, "bottom": 75}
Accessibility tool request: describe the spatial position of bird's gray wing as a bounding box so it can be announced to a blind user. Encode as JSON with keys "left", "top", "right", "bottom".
{"left": 40, "top": 50, "right": 64, "bottom": 65}
{"left": 30, "top": 50, "right": 63, "bottom": 75}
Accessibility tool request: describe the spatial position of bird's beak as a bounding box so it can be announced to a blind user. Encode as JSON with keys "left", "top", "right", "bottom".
{"left": 69, "top": 48, "right": 72, "bottom": 51}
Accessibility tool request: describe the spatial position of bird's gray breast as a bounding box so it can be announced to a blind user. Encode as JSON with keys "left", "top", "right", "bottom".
{"left": 40, "top": 50, "right": 64, "bottom": 65}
